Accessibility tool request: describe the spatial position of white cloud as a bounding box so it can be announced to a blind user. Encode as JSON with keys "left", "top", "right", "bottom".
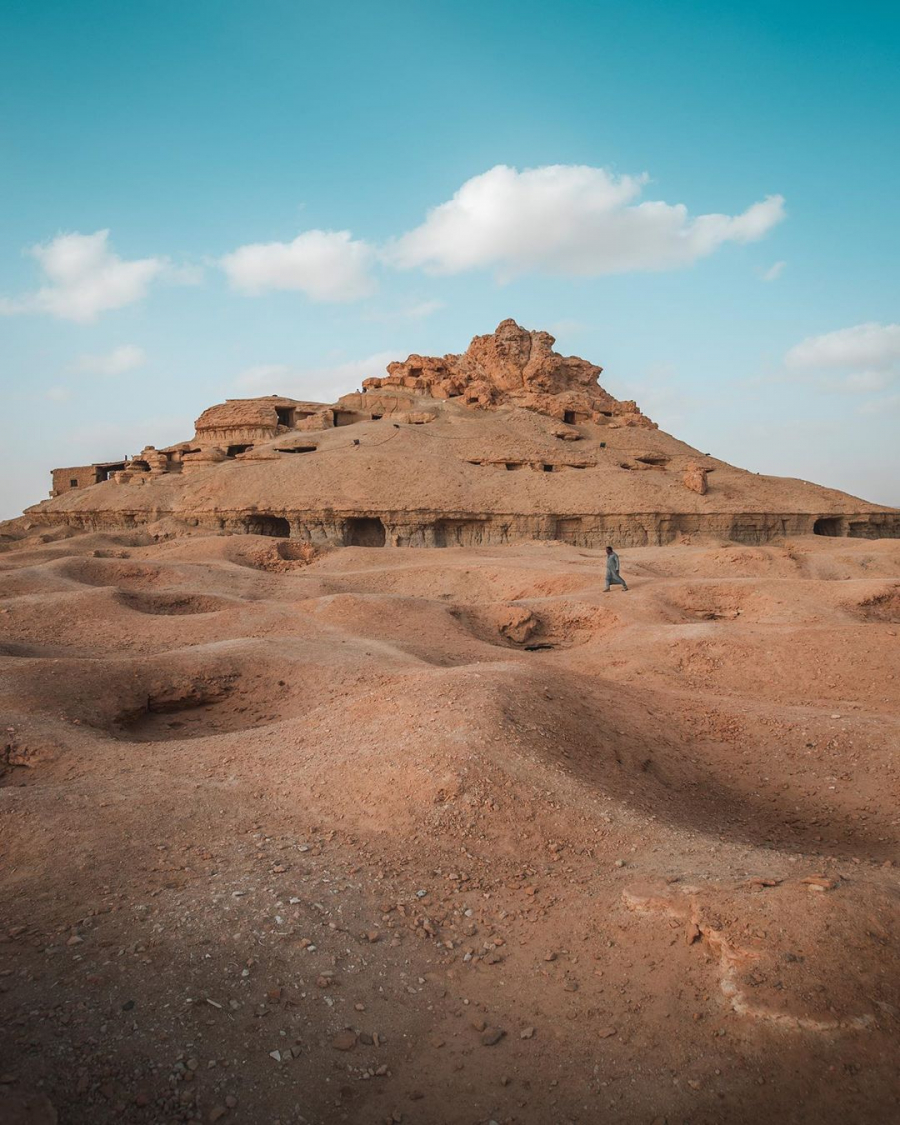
{"left": 762, "top": 260, "right": 786, "bottom": 281}
{"left": 400, "top": 298, "right": 444, "bottom": 319}
{"left": 858, "top": 392, "right": 900, "bottom": 415}
{"left": 220, "top": 229, "right": 375, "bottom": 302}
{"left": 785, "top": 322, "right": 900, "bottom": 370}
{"left": 45, "top": 385, "right": 71, "bottom": 403}
{"left": 75, "top": 344, "right": 147, "bottom": 376}
{"left": 364, "top": 297, "right": 445, "bottom": 323}
{"left": 784, "top": 322, "right": 900, "bottom": 399}
{"left": 234, "top": 352, "right": 394, "bottom": 402}
{"left": 837, "top": 370, "right": 893, "bottom": 394}
{"left": 386, "top": 164, "right": 785, "bottom": 278}
{"left": 0, "top": 230, "right": 167, "bottom": 322}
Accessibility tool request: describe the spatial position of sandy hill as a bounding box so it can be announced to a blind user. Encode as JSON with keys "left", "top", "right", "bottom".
{"left": 26, "top": 319, "right": 900, "bottom": 545}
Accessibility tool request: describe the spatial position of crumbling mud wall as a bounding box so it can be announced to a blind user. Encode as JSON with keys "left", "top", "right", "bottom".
{"left": 28, "top": 508, "right": 900, "bottom": 546}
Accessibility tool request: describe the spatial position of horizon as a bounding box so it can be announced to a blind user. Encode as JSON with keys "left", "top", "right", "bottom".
{"left": 1, "top": 0, "right": 899, "bottom": 517}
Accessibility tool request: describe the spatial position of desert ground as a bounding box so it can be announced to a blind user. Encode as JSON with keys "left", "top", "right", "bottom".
{"left": 1, "top": 526, "right": 899, "bottom": 1125}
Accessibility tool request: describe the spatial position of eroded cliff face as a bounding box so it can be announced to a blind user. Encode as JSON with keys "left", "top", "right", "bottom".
{"left": 363, "top": 318, "right": 652, "bottom": 426}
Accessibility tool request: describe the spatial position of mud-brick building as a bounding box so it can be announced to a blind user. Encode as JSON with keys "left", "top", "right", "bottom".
{"left": 50, "top": 460, "right": 127, "bottom": 497}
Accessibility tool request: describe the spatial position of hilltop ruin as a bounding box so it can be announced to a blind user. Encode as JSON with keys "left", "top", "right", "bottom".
{"left": 33, "top": 320, "right": 900, "bottom": 545}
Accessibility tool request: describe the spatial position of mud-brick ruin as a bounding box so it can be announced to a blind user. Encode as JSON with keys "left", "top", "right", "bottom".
{"left": 33, "top": 319, "right": 900, "bottom": 546}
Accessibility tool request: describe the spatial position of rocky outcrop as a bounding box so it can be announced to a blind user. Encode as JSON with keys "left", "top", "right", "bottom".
{"left": 362, "top": 319, "right": 655, "bottom": 427}
{"left": 194, "top": 397, "right": 331, "bottom": 444}
{"left": 684, "top": 463, "right": 709, "bottom": 495}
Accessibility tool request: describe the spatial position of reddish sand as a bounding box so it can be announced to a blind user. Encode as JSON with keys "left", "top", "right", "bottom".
{"left": 1, "top": 526, "right": 899, "bottom": 1125}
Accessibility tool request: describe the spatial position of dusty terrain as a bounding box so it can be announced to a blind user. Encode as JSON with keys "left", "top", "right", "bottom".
{"left": 2, "top": 526, "right": 899, "bottom": 1125}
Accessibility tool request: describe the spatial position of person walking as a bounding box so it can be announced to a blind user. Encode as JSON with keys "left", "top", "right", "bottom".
{"left": 604, "top": 545, "right": 628, "bottom": 592}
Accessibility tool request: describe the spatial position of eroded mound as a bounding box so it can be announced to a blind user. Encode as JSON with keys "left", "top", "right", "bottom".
{"left": 116, "top": 590, "right": 231, "bottom": 616}
{"left": 57, "top": 557, "right": 167, "bottom": 588}
{"left": 853, "top": 585, "right": 900, "bottom": 622}
{"left": 112, "top": 673, "right": 244, "bottom": 741}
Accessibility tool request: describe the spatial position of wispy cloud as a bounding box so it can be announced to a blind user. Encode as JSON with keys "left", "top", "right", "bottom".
{"left": 74, "top": 344, "right": 147, "bottom": 376}
{"left": 364, "top": 298, "right": 445, "bottom": 323}
{"left": 761, "top": 260, "right": 786, "bottom": 281}
{"left": 234, "top": 351, "right": 395, "bottom": 401}
{"left": 784, "top": 321, "right": 900, "bottom": 403}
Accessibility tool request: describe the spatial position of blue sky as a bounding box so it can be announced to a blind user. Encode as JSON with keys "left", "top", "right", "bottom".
{"left": 1, "top": 0, "right": 899, "bottom": 518}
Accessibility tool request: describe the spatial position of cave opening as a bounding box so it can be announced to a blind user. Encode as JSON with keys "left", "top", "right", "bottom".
{"left": 813, "top": 517, "right": 843, "bottom": 537}
{"left": 247, "top": 515, "right": 291, "bottom": 537}
{"left": 345, "top": 517, "right": 386, "bottom": 547}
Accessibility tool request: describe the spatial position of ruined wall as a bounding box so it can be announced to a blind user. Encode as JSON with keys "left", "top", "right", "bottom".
{"left": 50, "top": 466, "right": 100, "bottom": 497}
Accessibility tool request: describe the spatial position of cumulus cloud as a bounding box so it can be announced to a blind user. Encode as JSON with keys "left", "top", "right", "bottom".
{"left": 785, "top": 322, "right": 900, "bottom": 371}
{"left": 220, "top": 230, "right": 375, "bottom": 302}
{"left": 75, "top": 344, "right": 147, "bottom": 376}
{"left": 387, "top": 164, "right": 785, "bottom": 278}
{"left": 234, "top": 351, "right": 394, "bottom": 401}
{"left": 0, "top": 231, "right": 167, "bottom": 322}
{"left": 762, "top": 260, "right": 786, "bottom": 282}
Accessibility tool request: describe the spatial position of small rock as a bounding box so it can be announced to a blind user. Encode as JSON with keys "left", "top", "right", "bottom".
{"left": 597, "top": 1026, "right": 617, "bottom": 1039}
{"left": 331, "top": 1030, "right": 358, "bottom": 1051}
{"left": 480, "top": 1028, "right": 504, "bottom": 1046}
{"left": 801, "top": 875, "right": 838, "bottom": 891}
{"left": 520, "top": 1027, "right": 535, "bottom": 1039}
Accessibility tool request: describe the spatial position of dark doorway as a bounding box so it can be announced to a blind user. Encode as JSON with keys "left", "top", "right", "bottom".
{"left": 227, "top": 444, "right": 253, "bottom": 457}
{"left": 813, "top": 517, "right": 842, "bottom": 537}
{"left": 247, "top": 515, "right": 291, "bottom": 537}
{"left": 275, "top": 446, "right": 316, "bottom": 454}
{"left": 345, "top": 517, "right": 386, "bottom": 547}
{"left": 333, "top": 410, "right": 356, "bottom": 427}
{"left": 276, "top": 407, "right": 294, "bottom": 427}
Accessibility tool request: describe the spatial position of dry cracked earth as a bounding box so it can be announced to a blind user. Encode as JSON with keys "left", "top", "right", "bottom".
{"left": 1, "top": 528, "right": 899, "bottom": 1125}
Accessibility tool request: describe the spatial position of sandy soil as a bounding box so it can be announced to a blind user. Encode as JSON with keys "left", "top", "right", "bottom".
{"left": 1, "top": 528, "right": 899, "bottom": 1125}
